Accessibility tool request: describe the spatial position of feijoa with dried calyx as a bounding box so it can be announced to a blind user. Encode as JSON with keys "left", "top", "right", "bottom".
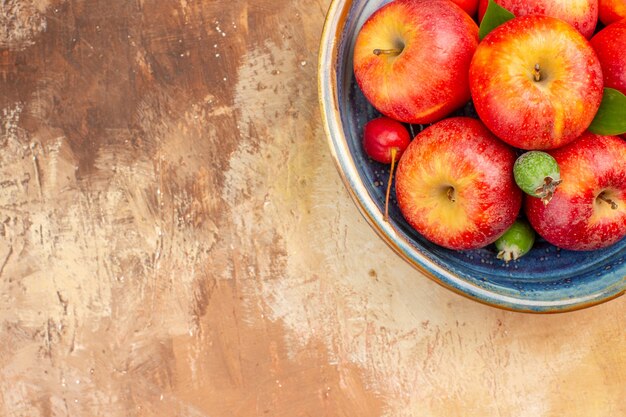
{"left": 495, "top": 219, "right": 535, "bottom": 262}
{"left": 514, "top": 151, "right": 562, "bottom": 204}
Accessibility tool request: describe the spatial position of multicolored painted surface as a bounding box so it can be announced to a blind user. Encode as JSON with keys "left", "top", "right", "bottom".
{"left": 0, "top": 1, "right": 624, "bottom": 416}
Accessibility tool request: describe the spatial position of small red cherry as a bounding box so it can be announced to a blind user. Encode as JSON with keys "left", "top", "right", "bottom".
{"left": 363, "top": 117, "right": 411, "bottom": 220}
{"left": 363, "top": 117, "right": 411, "bottom": 163}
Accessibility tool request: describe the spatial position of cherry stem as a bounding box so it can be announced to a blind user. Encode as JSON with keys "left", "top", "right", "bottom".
{"left": 384, "top": 148, "right": 398, "bottom": 222}
{"left": 533, "top": 64, "right": 542, "bottom": 82}
{"left": 598, "top": 193, "right": 618, "bottom": 210}
{"left": 373, "top": 48, "right": 401, "bottom": 57}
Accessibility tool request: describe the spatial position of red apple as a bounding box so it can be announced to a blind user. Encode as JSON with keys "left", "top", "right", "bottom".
{"left": 599, "top": 0, "right": 626, "bottom": 25}
{"left": 525, "top": 133, "right": 626, "bottom": 251}
{"left": 450, "top": 0, "right": 479, "bottom": 16}
{"left": 590, "top": 19, "right": 626, "bottom": 95}
{"left": 469, "top": 15, "right": 604, "bottom": 150}
{"left": 353, "top": 0, "right": 479, "bottom": 124}
{"left": 395, "top": 117, "right": 521, "bottom": 250}
{"left": 478, "top": 0, "right": 598, "bottom": 38}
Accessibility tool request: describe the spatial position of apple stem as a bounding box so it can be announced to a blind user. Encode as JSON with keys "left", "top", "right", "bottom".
{"left": 447, "top": 187, "right": 456, "bottom": 203}
{"left": 384, "top": 148, "right": 398, "bottom": 222}
{"left": 598, "top": 193, "right": 618, "bottom": 210}
{"left": 533, "top": 64, "right": 542, "bottom": 82}
{"left": 373, "top": 48, "right": 401, "bottom": 57}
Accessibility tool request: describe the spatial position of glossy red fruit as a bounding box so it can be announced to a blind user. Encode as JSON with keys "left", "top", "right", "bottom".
{"left": 469, "top": 15, "right": 604, "bottom": 150}
{"left": 363, "top": 116, "right": 411, "bottom": 221}
{"left": 525, "top": 133, "right": 626, "bottom": 251}
{"left": 478, "top": 0, "right": 598, "bottom": 38}
{"left": 598, "top": 0, "right": 626, "bottom": 25}
{"left": 363, "top": 117, "right": 411, "bottom": 163}
{"left": 590, "top": 19, "right": 626, "bottom": 95}
{"left": 395, "top": 117, "right": 522, "bottom": 250}
{"left": 353, "top": 0, "right": 478, "bottom": 124}
{"left": 451, "top": 0, "right": 479, "bottom": 16}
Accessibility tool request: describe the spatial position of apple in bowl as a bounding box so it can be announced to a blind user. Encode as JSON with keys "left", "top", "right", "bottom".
{"left": 469, "top": 15, "right": 604, "bottom": 150}
{"left": 395, "top": 117, "right": 521, "bottom": 250}
{"left": 526, "top": 133, "right": 626, "bottom": 250}
{"left": 353, "top": 0, "right": 478, "bottom": 124}
{"left": 478, "top": 0, "right": 599, "bottom": 38}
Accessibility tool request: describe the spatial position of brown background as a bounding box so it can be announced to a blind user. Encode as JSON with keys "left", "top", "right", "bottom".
{"left": 0, "top": 1, "right": 624, "bottom": 416}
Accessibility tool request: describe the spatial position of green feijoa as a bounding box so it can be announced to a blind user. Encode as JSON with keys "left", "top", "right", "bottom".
{"left": 495, "top": 219, "right": 535, "bottom": 263}
{"left": 514, "top": 151, "right": 561, "bottom": 204}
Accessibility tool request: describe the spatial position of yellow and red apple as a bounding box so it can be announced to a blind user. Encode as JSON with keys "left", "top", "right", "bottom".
{"left": 599, "top": 0, "right": 626, "bottom": 25}
{"left": 478, "top": 0, "right": 599, "bottom": 38}
{"left": 469, "top": 15, "right": 604, "bottom": 150}
{"left": 526, "top": 133, "right": 626, "bottom": 251}
{"left": 395, "top": 117, "right": 521, "bottom": 250}
{"left": 590, "top": 19, "right": 626, "bottom": 95}
{"left": 353, "top": 0, "right": 478, "bottom": 124}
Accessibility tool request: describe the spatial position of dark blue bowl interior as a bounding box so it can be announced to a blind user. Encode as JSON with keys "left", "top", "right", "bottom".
{"left": 332, "top": 0, "right": 626, "bottom": 310}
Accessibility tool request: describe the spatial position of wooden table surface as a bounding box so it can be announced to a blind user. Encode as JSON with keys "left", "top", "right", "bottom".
{"left": 0, "top": 1, "right": 624, "bottom": 416}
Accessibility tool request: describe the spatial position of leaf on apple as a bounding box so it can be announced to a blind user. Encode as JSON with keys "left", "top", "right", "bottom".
{"left": 588, "top": 88, "right": 626, "bottom": 136}
{"left": 478, "top": 0, "right": 515, "bottom": 40}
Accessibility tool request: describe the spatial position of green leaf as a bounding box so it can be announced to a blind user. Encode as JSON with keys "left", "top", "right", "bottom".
{"left": 588, "top": 88, "right": 626, "bottom": 136}
{"left": 479, "top": 0, "right": 515, "bottom": 40}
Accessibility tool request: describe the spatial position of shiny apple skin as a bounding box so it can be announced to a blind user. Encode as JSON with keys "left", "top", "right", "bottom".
{"left": 599, "top": 0, "right": 626, "bottom": 25}
{"left": 478, "top": 0, "right": 598, "bottom": 38}
{"left": 451, "top": 0, "right": 479, "bottom": 16}
{"left": 395, "top": 117, "right": 522, "bottom": 250}
{"left": 525, "top": 133, "right": 626, "bottom": 251}
{"left": 353, "top": 0, "right": 479, "bottom": 124}
{"left": 469, "top": 15, "right": 604, "bottom": 150}
{"left": 590, "top": 19, "right": 626, "bottom": 95}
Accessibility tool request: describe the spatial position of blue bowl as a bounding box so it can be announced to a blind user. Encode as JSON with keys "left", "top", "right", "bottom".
{"left": 318, "top": 0, "right": 626, "bottom": 312}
